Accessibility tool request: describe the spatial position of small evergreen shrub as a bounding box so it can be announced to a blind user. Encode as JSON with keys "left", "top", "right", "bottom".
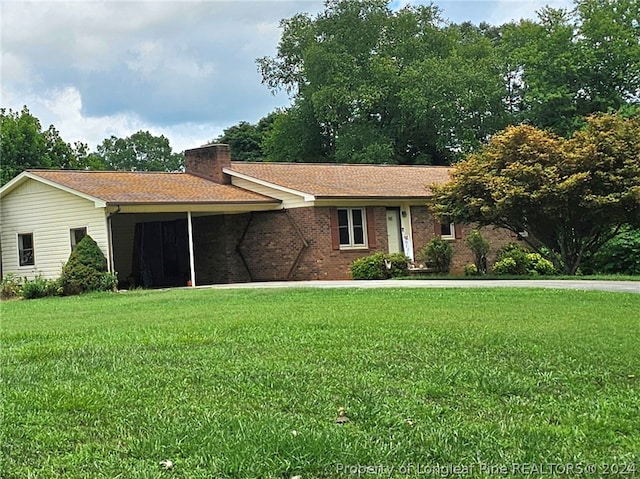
{"left": 350, "top": 252, "right": 388, "bottom": 280}
{"left": 59, "top": 235, "right": 114, "bottom": 295}
{"left": 465, "top": 229, "right": 489, "bottom": 274}
{"left": 418, "top": 238, "right": 453, "bottom": 274}
{"left": 22, "top": 276, "right": 61, "bottom": 300}
{"left": 350, "top": 252, "right": 410, "bottom": 280}
{"left": 527, "top": 253, "right": 556, "bottom": 275}
{"left": 99, "top": 272, "right": 119, "bottom": 292}
{"left": 493, "top": 257, "right": 518, "bottom": 275}
{"left": 385, "top": 252, "right": 410, "bottom": 278}
{"left": 1, "top": 273, "right": 23, "bottom": 300}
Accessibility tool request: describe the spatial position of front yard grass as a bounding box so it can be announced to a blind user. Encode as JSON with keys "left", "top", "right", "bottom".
{"left": 1, "top": 288, "right": 639, "bottom": 478}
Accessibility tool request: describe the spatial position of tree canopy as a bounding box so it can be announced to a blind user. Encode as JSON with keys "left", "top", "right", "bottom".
{"left": 500, "top": 0, "right": 640, "bottom": 137}
{"left": 429, "top": 113, "right": 640, "bottom": 274}
{"left": 0, "top": 107, "right": 98, "bottom": 186}
{"left": 258, "top": 0, "right": 509, "bottom": 165}
{"left": 0, "top": 109, "right": 185, "bottom": 184}
{"left": 212, "top": 113, "right": 276, "bottom": 162}
{"left": 255, "top": 0, "right": 639, "bottom": 164}
{"left": 92, "top": 131, "right": 183, "bottom": 172}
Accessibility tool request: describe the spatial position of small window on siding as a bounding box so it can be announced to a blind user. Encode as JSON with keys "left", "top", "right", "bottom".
{"left": 70, "top": 227, "right": 88, "bottom": 251}
{"left": 18, "top": 233, "right": 35, "bottom": 266}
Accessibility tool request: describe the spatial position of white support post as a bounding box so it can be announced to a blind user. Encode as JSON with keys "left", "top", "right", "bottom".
{"left": 106, "top": 213, "right": 115, "bottom": 274}
{"left": 187, "top": 211, "right": 196, "bottom": 287}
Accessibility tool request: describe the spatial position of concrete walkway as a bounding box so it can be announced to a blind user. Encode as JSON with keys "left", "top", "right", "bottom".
{"left": 204, "top": 279, "right": 640, "bottom": 294}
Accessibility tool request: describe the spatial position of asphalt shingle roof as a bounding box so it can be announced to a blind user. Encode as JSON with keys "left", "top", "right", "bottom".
{"left": 227, "top": 162, "right": 452, "bottom": 198}
{"left": 29, "top": 170, "right": 278, "bottom": 204}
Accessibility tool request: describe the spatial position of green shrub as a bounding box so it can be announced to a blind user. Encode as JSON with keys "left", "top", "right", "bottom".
{"left": 493, "top": 244, "right": 556, "bottom": 276}
{"left": 464, "top": 263, "right": 479, "bottom": 276}
{"left": 99, "top": 272, "right": 119, "bottom": 292}
{"left": 350, "top": 252, "right": 387, "bottom": 280}
{"left": 493, "top": 243, "right": 530, "bottom": 275}
{"left": 581, "top": 225, "right": 640, "bottom": 275}
{"left": 22, "top": 276, "right": 61, "bottom": 300}
{"left": 493, "top": 257, "right": 518, "bottom": 275}
{"left": 385, "top": 252, "right": 410, "bottom": 278}
{"left": 350, "top": 252, "right": 410, "bottom": 280}
{"left": 418, "top": 238, "right": 453, "bottom": 274}
{"left": 1, "top": 273, "right": 23, "bottom": 300}
{"left": 59, "top": 235, "right": 114, "bottom": 295}
{"left": 527, "top": 253, "right": 556, "bottom": 275}
{"left": 466, "top": 229, "right": 489, "bottom": 274}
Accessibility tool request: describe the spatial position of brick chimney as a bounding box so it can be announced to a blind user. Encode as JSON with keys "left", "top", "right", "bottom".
{"left": 184, "top": 143, "right": 231, "bottom": 184}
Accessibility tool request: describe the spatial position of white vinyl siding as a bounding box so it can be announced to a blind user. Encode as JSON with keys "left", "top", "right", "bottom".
{"left": 0, "top": 179, "right": 108, "bottom": 280}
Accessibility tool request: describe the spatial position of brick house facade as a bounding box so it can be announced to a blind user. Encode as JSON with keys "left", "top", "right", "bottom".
{"left": 1, "top": 143, "right": 514, "bottom": 286}
{"left": 178, "top": 145, "right": 514, "bottom": 282}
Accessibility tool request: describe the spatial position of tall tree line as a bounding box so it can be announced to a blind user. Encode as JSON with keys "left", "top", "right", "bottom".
{"left": 221, "top": 0, "right": 639, "bottom": 164}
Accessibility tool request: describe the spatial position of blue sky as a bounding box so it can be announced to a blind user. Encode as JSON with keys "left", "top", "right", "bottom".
{"left": 1, "top": 0, "right": 573, "bottom": 153}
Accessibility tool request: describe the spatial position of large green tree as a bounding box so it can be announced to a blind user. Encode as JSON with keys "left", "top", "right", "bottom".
{"left": 258, "top": 0, "right": 509, "bottom": 165}
{"left": 213, "top": 113, "right": 276, "bottom": 162}
{"left": 430, "top": 113, "right": 640, "bottom": 274}
{"left": 499, "top": 0, "right": 640, "bottom": 137}
{"left": 94, "top": 131, "right": 183, "bottom": 172}
{"left": 0, "top": 107, "right": 97, "bottom": 185}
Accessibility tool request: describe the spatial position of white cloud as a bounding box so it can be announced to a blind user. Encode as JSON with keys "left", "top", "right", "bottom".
{"left": 1, "top": 84, "right": 215, "bottom": 152}
{"left": 0, "top": 0, "right": 575, "bottom": 156}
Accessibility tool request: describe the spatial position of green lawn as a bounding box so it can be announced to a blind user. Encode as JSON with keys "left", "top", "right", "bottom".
{"left": 1, "top": 288, "right": 639, "bottom": 478}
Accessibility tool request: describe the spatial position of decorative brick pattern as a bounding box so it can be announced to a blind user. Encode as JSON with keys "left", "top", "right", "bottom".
{"left": 238, "top": 211, "right": 307, "bottom": 281}
{"left": 192, "top": 214, "right": 251, "bottom": 284}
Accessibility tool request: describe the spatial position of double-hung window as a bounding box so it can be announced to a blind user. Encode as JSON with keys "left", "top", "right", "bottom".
{"left": 18, "top": 233, "right": 35, "bottom": 266}
{"left": 337, "top": 208, "right": 367, "bottom": 248}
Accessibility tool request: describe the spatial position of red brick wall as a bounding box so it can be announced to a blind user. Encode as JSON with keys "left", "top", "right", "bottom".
{"left": 192, "top": 206, "right": 516, "bottom": 284}
{"left": 192, "top": 213, "right": 251, "bottom": 284}
{"left": 234, "top": 206, "right": 390, "bottom": 281}
{"left": 238, "top": 210, "right": 307, "bottom": 281}
{"left": 410, "top": 205, "right": 513, "bottom": 274}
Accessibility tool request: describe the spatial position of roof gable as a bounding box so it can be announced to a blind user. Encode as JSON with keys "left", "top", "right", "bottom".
{"left": 0, "top": 171, "right": 107, "bottom": 207}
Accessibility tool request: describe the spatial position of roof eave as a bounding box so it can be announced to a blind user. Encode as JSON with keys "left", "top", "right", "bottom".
{"left": 105, "top": 199, "right": 281, "bottom": 206}
{"left": 314, "top": 195, "right": 433, "bottom": 201}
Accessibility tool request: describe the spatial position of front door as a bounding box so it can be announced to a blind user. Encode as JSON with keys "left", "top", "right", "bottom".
{"left": 386, "top": 208, "right": 402, "bottom": 254}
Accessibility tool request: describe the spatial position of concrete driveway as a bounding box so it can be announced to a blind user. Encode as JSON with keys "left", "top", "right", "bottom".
{"left": 207, "top": 279, "right": 640, "bottom": 294}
